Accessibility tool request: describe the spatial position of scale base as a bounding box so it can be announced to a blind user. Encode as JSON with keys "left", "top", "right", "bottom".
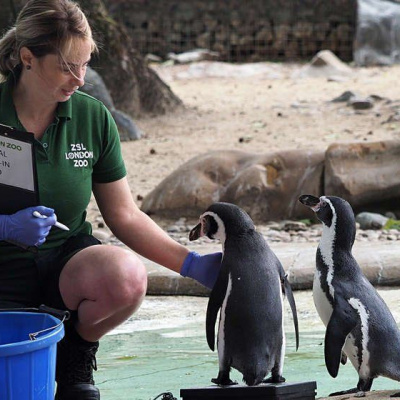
{"left": 180, "top": 381, "right": 317, "bottom": 400}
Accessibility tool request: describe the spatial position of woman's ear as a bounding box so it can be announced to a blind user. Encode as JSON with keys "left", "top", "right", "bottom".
{"left": 20, "top": 46, "right": 34, "bottom": 69}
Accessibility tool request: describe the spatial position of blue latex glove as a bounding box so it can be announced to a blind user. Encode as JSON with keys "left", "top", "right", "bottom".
{"left": 0, "top": 206, "right": 56, "bottom": 247}
{"left": 180, "top": 251, "right": 223, "bottom": 289}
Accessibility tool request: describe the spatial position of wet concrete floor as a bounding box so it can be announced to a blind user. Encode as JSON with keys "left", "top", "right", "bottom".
{"left": 95, "top": 289, "right": 400, "bottom": 400}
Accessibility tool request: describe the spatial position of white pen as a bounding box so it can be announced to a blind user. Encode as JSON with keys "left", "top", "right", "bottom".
{"left": 32, "top": 211, "right": 70, "bottom": 231}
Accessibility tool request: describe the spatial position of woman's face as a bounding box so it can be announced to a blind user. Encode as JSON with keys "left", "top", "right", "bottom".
{"left": 27, "top": 39, "right": 92, "bottom": 104}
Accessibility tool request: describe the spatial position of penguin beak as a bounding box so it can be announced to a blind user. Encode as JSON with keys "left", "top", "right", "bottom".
{"left": 298, "top": 194, "right": 321, "bottom": 212}
{"left": 189, "top": 223, "right": 202, "bottom": 241}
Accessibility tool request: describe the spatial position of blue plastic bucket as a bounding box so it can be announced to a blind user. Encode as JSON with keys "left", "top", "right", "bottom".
{"left": 0, "top": 312, "right": 65, "bottom": 399}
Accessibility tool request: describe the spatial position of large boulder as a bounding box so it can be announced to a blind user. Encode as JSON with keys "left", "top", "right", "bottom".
{"left": 324, "top": 140, "right": 400, "bottom": 212}
{"left": 354, "top": 0, "right": 400, "bottom": 66}
{"left": 142, "top": 141, "right": 400, "bottom": 222}
{"left": 81, "top": 67, "right": 142, "bottom": 141}
{"left": 141, "top": 149, "right": 324, "bottom": 222}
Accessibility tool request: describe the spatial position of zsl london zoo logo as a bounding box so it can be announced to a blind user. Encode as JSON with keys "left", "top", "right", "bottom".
{"left": 65, "top": 143, "right": 93, "bottom": 168}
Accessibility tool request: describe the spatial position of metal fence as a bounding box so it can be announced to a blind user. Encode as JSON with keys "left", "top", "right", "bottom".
{"left": 108, "top": 1, "right": 357, "bottom": 62}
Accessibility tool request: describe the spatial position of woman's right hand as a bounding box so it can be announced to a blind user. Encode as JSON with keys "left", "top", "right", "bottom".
{"left": 180, "top": 251, "right": 223, "bottom": 289}
{"left": 0, "top": 206, "right": 56, "bottom": 246}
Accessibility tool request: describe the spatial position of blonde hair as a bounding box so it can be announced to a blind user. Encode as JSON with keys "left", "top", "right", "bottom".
{"left": 0, "top": 0, "right": 97, "bottom": 81}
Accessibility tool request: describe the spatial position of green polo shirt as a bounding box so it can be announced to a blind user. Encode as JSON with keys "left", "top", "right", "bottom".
{"left": 0, "top": 74, "right": 126, "bottom": 262}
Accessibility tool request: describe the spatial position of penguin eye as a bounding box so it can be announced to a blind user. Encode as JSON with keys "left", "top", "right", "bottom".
{"left": 320, "top": 200, "right": 327, "bottom": 208}
{"left": 203, "top": 216, "right": 218, "bottom": 239}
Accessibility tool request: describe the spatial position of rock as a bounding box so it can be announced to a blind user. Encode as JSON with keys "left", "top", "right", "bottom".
{"left": 354, "top": 0, "right": 400, "bottom": 66}
{"left": 281, "top": 221, "right": 308, "bottom": 231}
{"left": 327, "top": 75, "right": 350, "bottom": 83}
{"left": 82, "top": 66, "right": 114, "bottom": 109}
{"left": 265, "top": 230, "right": 292, "bottom": 242}
{"left": 385, "top": 211, "right": 397, "bottom": 219}
{"left": 356, "top": 212, "right": 389, "bottom": 230}
{"left": 238, "top": 135, "right": 253, "bottom": 143}
{"left": 167, "top": 48, "right": 220, "bottom": 64}
{"left": 330, "top": 90, "right": 357, "bottom": 102}
{"left": 110, "top": 109, "right": 142, "bottom": 141}
{"left": 92, "top": 228, "right": 112, "bottom": 241}
{"left": 141, "top": 149, "right": 324, "bottom": 222}
{"left": 368, "top": 94, "right": 386, "bottom": 102}
{"left": 324, "top": 140, "right": 400, "bottom": 211}
{"left": 81, "top": 67, "right": 142, "bottom": 141}
{"left": 145, "top": 53, "right": 163, "bottom": 63}
{"left": 331, "top": 92, "right": 382, "bottom": 109}
{"left": 141, "top": 140, "right": 400, "bottom": 224}
{"left": 166, "top": 225, "right": 181, "bottom": 233}
{"left": 294, "top": 50, "right": 353, "bottom": 79}
{"left": 348, "top": 97, "right": 374, "bottom": 110}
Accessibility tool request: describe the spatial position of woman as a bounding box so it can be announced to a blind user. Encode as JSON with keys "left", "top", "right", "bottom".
{"left": 0, "top": 1, "right": 221, "bottom": 399}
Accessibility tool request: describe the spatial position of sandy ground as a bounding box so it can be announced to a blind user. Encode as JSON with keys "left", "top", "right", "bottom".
{"left": 88, "top": 60, "right": 400, "bottom": 225}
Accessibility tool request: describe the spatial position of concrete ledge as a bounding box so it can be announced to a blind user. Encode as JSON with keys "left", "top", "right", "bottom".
{"left": 143, "top": 241, "right": 400, "bottom": 295}
{"left": 146, "top": 269, "right": 210, "bottom": 296}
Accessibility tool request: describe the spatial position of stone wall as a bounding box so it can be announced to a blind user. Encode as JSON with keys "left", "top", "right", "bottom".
{"left": 105, "top": 0, "right": 357, "bottom": 62}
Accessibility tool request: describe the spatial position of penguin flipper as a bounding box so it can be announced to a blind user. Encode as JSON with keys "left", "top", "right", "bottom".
{"left": 281, "top": 274, "right": 299, "bottom": 351}
{"left": 325, "top": 297, "right": 358, "bottom": 378}
{"left": 206, "top": 272, "right": 229, "bottom": 351}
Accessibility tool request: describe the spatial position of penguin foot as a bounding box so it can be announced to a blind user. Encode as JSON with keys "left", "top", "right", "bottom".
{"left": 211, "top": 377, "right": 237, "bottom": 386}
{"left": 354, "top": 391, "right": 366, "bottom": 398}
{"left": 263, "top": 375, "right": 286, "bottom": 384}
{"left": 329, "top": 387, "right": 359, "bottom": 397}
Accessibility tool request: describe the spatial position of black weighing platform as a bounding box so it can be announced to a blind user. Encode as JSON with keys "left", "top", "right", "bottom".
{"left": 180, "top": 381, "right": 317, "bottom": 400}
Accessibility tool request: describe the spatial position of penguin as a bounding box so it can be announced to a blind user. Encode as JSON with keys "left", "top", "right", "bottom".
{"left": 189, "top": 202, "right": 299, "bottom": 386}
{"left": 299, "top": 194, "right": 400, "bottom": 397}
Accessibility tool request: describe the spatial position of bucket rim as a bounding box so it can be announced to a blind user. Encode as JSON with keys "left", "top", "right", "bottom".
{"left": 0, "top": 311, "right": 65, "bottom": 357}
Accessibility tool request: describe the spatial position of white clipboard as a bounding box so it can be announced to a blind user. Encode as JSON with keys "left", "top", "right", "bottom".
{"left": 0, "top": 123, "right": 39, "bottom": 215}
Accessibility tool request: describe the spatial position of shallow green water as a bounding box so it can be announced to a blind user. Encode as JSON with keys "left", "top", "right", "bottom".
{"left": 95, "top": 320, "right": 398, "bottom": 400}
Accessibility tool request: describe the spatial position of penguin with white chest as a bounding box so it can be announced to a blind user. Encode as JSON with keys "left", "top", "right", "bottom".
{"left": 299, "top": 194, "right": 400, "bottom": 397}
{"left": 189, "top": 202, "right": 299, "bottom": 386}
